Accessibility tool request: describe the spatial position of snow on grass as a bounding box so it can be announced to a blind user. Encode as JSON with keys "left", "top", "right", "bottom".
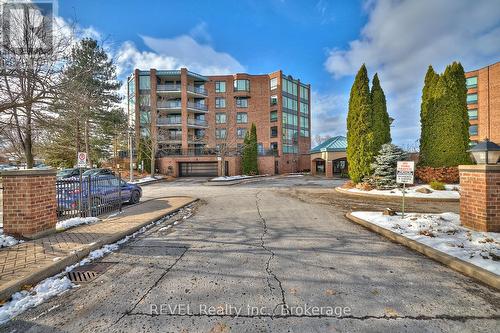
{"left": 0, "top": 204, "right": 196, "bottom": 325}
{"left": 211, "top": 174, "right": 269, "bottom": 182}
{"left": 129, "top": 176, "right": 165, "bottom": 184}
{"left": 56, "top": 217, "right": 99, "bottom": 231}
{"left": 352, "top": 211, "right": 500, "bottom": 275}
{"left": 0, "top": 231, "right": 22, "bottom": 248}
{"left": 342, "top": 184, "right": 460, "bottom": 199}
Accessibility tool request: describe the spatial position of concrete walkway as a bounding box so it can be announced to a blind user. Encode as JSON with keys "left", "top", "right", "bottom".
{"left": 0, "top": 196, "right": 196, "bottom": 300}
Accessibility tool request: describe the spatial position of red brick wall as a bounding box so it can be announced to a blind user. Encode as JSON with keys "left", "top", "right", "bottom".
{"left": 1, "top": 170, "right": 57, "bottom": 238}
{"left": 459, "top": 165, "right": 500, "bottom": 232}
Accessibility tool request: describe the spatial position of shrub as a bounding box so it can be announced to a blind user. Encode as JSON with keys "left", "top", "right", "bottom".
{"left": 416, "top": 167, "right": 459, "bottom": 183}
{"left": 429, "top": 180, "right": 446, "bottom": 190}
{"left": 356, "top": 182, "right": 374, "bottom": 191}
{"left": 342, "top": 180, "right": 356, "bottom": 189}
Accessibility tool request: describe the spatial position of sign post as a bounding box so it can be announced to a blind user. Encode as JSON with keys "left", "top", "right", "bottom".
{"left": 77, "top": 152, "right": 87, "bottom": 217}
{"left": 396, "top": 161, "right": 415, "bottom": 219}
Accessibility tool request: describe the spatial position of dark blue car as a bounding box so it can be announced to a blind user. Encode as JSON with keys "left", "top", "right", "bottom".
{"left": 57, "top": 174, "right": 142, "bottom": 215}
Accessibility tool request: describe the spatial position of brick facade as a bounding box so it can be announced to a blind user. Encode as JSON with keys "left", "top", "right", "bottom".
{"left": 465, "top": 61, "right": 500, "bottom": 144}
{"left": 458, "top": 165, "right": 500, "bottom": 232}
{"left": 1, "top": 170, "right": 57, "bottom": 238}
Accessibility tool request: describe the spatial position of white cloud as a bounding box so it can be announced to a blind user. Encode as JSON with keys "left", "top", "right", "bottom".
{"left": 324, "top": 0, "right": 500, "bottom": 145}
{"left": 311, "top": 91, "right": 348, "bottom": 138}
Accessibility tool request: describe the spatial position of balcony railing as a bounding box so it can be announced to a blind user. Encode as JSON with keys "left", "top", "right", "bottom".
{"left": 187, "top": 101, "right": 208, "bottom": 111}
{"left": 157, "top": 147, "right": 241, "bottom": 157}
{"left": 187, "top": 118, "right": 208, "bottom": 127}
{"left": 157, "top": 84, "right": 181, "bottom": 92}
{"left": 158, "top": 133, "right": 183, "bottom": 141}
{"left": 157, "top": 118, "right": 181, "bottom": 126}
{"left": 157, "top": 101, "right": 181, "bottom": 109}
{"left": 188, "top": 134, "right": 206, "bottom": 142}
{"left": 187, "top": 85, "right": 207, "bottom": 95}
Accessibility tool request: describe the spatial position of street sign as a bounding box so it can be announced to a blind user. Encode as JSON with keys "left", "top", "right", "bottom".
{"left": 77, "top": 152, "right": 87, "bottom": 168}
{"left": 396, "top": 161, "right": 415, "bottom": 184}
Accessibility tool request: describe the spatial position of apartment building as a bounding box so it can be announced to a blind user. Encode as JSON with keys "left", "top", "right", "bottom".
{"left": 127, "top": 68, "right": 311, "bottom": 177}
{"left": 465, "top": 61, "right": 500, "bottom": 145}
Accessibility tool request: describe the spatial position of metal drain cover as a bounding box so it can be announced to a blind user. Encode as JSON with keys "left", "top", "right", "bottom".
{"left": 67, "top": 262, "right": 115, "bottom": 283}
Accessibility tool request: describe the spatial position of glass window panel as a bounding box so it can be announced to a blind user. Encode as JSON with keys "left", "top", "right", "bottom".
{"left": 466, "top": 76, "right": 477, "bottom": 88}
{"left": 467, "top": 94, "right": 478, "bottom": 104}
{"left": 270, "top": 78, "right": 278, "bottom": 90}
{"left": 236, "top": 112, "right": 248, "bottom": 123}
{"left": 236, "top": 97, "right": 248, "bottom": 108}
{"left": 215, "top": 97, "right": 226, "bottom": 108}
{"left": 139, "top": 75, "right": 150, "bottom": 90}
{"left": 215, "top": 81, "right": 226, "bottom": 93}
{"left": 468, "top": 109, "right": 478, "bottom": 120}
{"left": 216, "top": 113, "right": 226, "bottom": 124}
{"left": 469, "top": 125, "right": 478, "bottom": 136}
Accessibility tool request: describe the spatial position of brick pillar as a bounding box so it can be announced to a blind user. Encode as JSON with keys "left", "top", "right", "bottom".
{"left": 1, "top": 169, "right": 57, "bottom": 239}
{"left": 459, "top": 165, "right": 500, "bottom": 232}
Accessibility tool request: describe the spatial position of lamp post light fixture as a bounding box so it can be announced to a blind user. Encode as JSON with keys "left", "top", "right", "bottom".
{"left": 468, "top": 139, "right": 500, "bottom": 165}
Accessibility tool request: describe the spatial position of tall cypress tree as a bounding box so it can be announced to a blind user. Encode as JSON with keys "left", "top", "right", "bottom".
{"left": 347, "top": 64, "right": 375, "bottom": 183}
{"left": 242, "top": 123, "right": 258, "bottom": 175}
{"left": 419, "top": 66, "right": 439, "bottom": 166}
{"left": 419, "top": 62, "right": 471, "bottom": 167}
{"left": 371, "top": 73, "right": 391, "bottom": 153}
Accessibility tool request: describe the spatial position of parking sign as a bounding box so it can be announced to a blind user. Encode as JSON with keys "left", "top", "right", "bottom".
{"left": 77, "top": 152, "right": 87, "bottom": 168}
{"left": 396, "top": 161, "right": 414, "bottom": 184}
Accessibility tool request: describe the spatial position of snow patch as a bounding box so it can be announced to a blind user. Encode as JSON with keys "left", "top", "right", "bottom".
{"left": 352, "top": 211, "right": 500, "bottom": 275}
{"left": 130, "top": 176, "right": 164, "bottom": 184}
{"left": 342, "top": 184, "right": 459, "bottom": 199}
{"left": 211, "top": 175, "right": 255, "bottom": 181}
{"left": 0, "top": 230, "right": 22, "bottom": 248}
{"left": 56, "top": 217, "right": 99, "bottom": 231}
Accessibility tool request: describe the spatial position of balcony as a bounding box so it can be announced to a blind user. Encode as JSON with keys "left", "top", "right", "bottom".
{"left": 187, "top": 102, "right": 208, "bottom": 112}
{"left": 187, "top": 85, "right": 208, "bottom": 96}
{"left": 187, "top": 118, "right": 208, "bottom": 128}
{"left": 158, "top": 132, "right": 183, "bottom": 143}
{"left": 188, "top": 134, "right": 206, "bottom": 144}
{"left": 157, "top": 84, "right": 181, "bottom": 94}
{"left": 157, "top": 101, "right": 181, "bottom": 110}
{"left": 157, "top": 118, "right": 182, "bottom": 127}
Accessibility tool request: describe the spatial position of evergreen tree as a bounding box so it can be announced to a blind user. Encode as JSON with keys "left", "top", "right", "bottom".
{"left": 347, "top": 64, "right": 375, "bottom": 183}
{"left": 369, "top": 143, "right": 407, "bottom": 189}
{"left": 371, "top": 73, "right": 391, "bottom": 153}
{"left": 419, "top": 65, "right": 439, "bottom": 166}
{"left": 419, "top": 62, "right": 471, "bottom": 167}
{"left": 242, "top": 123, "right": 258, "bottom": 175}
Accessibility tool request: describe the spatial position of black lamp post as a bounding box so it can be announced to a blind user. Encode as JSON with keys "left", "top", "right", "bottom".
{"left": 468, "top": 139, "right": 500, "bottom": 165}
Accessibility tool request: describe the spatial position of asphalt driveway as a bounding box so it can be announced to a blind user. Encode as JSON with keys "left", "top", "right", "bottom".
{"left": 3, "top": 176, "right": 499, "bottom": 332}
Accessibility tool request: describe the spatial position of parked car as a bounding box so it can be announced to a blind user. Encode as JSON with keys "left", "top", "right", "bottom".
{"left": 57, "top": 174, "right": 142, "bottom": 216}
{"left": 0, "top": 164, "right": 18, "bottom": 171}
{"left": 57, "top": 168, "right": 89, "bottom": 179}
{"left": 82, "top": 168, "right": 115, "bottom": 177}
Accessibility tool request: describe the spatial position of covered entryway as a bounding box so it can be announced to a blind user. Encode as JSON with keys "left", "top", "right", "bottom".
{"left": 332, "top": 158, "right": 348, "bottom": 177}
{"left": 179, "top": 162, "right": 218, "bottom": 177}
{"left": 314, "top": 159, "right": 325, "bottom": 174}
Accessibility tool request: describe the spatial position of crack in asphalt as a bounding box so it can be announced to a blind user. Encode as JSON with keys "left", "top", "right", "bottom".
{"left": 112, "top": 246, "right": 189, "bottom": 326}
{"left": 255, "top": 191, "right": 289, "bottom": 316}
{"left": 125, "top": 312, "right": 500, "bottom": 322}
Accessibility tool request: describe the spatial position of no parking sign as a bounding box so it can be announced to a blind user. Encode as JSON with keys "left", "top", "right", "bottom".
{"left": 77, "top": 152, "right": 87, "bottom": 168}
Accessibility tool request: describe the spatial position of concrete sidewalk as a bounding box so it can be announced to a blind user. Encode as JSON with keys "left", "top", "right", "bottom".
{"left": 0, "top": 196, "right": 196, "bottom": 300}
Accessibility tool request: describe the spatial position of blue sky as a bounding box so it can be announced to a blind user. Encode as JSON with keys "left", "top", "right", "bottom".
{"left": 57, "top": 0, "right": 500, "bottom": 146}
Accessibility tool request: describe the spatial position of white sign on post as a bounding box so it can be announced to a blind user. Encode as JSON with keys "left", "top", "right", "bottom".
{"left": 77, "top": 152, "right": 87, "bottom": 168}
{"left": 396, "top": 161, "right": 415, "bottom": 184}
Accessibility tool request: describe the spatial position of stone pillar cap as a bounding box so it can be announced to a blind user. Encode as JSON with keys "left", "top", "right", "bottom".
{"left": 0, "top": 169, "right": 57, "bottom": 176}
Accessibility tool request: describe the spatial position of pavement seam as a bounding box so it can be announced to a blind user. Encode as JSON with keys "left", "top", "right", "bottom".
{"left": 124, "top": 312, "right": 500, "bottom": 321}
{"left": 255, "top": 191, "right": 289, "bottom": 316}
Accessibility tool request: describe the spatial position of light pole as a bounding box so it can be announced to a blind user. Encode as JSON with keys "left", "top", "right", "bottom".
{"left": 128, "top": 126, "right": 134, "bottom": 182}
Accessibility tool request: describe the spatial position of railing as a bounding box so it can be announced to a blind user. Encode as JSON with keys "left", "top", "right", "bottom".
{"left": 157, "top": 101, "right": 181, "bottom": 109}
{"left": 157, "top": 148, "right": 240, "bottom": 157}
{"left": 259, "top": 149, "right": 279, "bottom": 157}
{"left": 187, "top": 85, "right": 207, "bottom": 95}
{"left": 157, "top": 118, "right": 181, "bottom": 126}
{"left": 187, "top": 101, "right": 208, "bottom": 111}
{"left": 158, "top": 133, "right": 183, "bottom": 141}
{"left": 157, "top": 84, "right": 181, "bottom": 92}
{"left": 187, "top": 118, "right": 208, "bottom": 127}
{"left": 188, "top": 134, "right": 206, "bottom": 142}
{"left": 56, "top": 174, "right": 124, "bottom": 221}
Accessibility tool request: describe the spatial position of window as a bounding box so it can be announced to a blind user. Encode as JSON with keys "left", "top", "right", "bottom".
{"left": 236, "top": 112, "right": 248, "bottom": 123}
{"left": 215, "top": 81, "right": 226, "bottom": 93}
{"left": 466, "top": 76, "right": 478, "bottom": 89}
{"left": 300, "top": 85, "right": 309, "bottom": 100}
{"left": 139, "top": 75, "right": 150, "bottom": 90}
{"left": 216, "top": 113, "right": 227, "bottom": 124}
{"left": 270, "top": 142, "right": 278, "bottom": 151}
{"left": 300, "top": 116, "right": 309, "bottom": 137}
{"left": 468, "top": 109, "right": 478, "bottom": 120}
{"left": 237, "top": 127, "right": 247, "bottom": 139}
{"left": 215, "top": 97, "right": 226, "bottom": 108}
{"left": 257, "top": 143, "right": 264, "bottom": 155}
{"left": 282, "top": 96, "right": 298, "bottom": 111}
{"left": 139, "top": 94, "right": 150, "bottom": 107}
{"left": 282, "top": 112, "right": 298, "bottom": 127}
{"left": 270, "top": 110, "right": 278, "bottom": 122}
{"left": 236, "top": 97, "right": 248, "bottom": 108}
{"left": 270, "top": 77, "right": 278, "bottom": 90}
{"left": 300, "top": 102, "right": 309, "bottom": 115}
{"left": 270, "top": 126, "right": 278, "bottom": 138}
{"left": 469, "top": 125, "right": 478, "bottom": 136}
{"left": 467, "top": 93, "right": 478, "bottom": 104}
{"left": 215, "top": 128, "right": 227, "bottom": 139}
{"left": 270, "top": 95, "right": 278, "bottom": 106}
{"left": 234, "top": 79, "right": 250, "bottom": 92}
{"left": 282, "top": 77, "right": 297, "bottom": 96}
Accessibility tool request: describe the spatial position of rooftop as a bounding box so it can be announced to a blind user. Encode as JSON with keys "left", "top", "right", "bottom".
{"left": 310, "top": 136, "right": 347, "bottom": 153}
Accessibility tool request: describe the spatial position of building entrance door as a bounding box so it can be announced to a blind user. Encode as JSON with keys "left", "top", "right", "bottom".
{"left": 315, "top": 160, "right": 325, "bottom": 174}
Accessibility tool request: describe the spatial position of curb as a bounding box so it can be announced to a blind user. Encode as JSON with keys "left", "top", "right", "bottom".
{"left": 205, "top": 175, "right": 271, "bottom": 186}
{"left": 129, "top": 178, "right": 168, "bottom": 186}
{"left": 345, "top": 212, "right": 499, "bottom": 290}
{"left": 0, "top": 197, "right": 198, "bottom": 301}
{"left": 335, "top": 187, "right": 459, "bottom": 202}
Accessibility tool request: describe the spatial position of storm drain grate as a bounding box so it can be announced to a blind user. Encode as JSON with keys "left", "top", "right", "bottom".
{"left": 66, "top": 262, "right": 116, "bottom": 283}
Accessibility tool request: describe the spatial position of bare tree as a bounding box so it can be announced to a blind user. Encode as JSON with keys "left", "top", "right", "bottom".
{"left": 313, "top": 134, "right": 332, "bottom": 146}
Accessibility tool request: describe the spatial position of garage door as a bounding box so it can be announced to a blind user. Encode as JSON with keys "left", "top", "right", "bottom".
{"left": 179, "top": 162, "right": 218, "bottom": 177}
